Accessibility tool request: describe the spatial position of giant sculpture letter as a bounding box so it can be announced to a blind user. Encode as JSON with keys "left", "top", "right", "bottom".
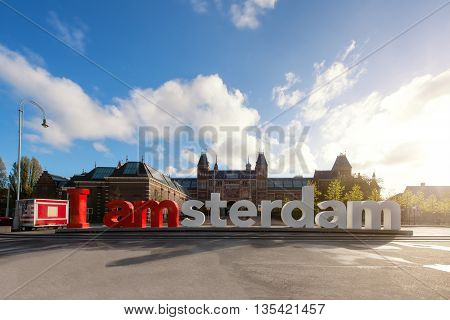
{"left": 347, "top": 200, "right": 401, "bottom": 230}
{"left": 135, "top": 200, "right": 180, "bottom": 228}
{"left": 103, "top": 200, "right": 135, "bottom": 228}
{"left": 315, "top": 200, "right": 347, "bottom": 228}
{"left": 281, "top": 186, "right": 314, "bottom": 228}
{"left": 67, "top": 188, "right": 90, "bottom": 229}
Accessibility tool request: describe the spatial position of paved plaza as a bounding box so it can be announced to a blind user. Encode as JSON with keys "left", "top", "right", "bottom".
{"left": 0, "top": 227, "right": 449, "bottom": 299}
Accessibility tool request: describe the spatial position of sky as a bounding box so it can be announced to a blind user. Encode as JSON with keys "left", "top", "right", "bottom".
{"left": 0, "top": 0, "right": 449, "bottom": 196}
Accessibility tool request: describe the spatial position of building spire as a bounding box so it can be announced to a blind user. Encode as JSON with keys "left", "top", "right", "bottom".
{"left": 214, "top": 155, "right": 218, "bottom": 171}
{"left": 246, "top": 155, "right": 251, "bottom": 171}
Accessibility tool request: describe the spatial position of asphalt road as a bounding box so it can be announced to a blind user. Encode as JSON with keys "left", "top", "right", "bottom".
{"left": 0, "top": 227, "right": 449, "bottom": 299}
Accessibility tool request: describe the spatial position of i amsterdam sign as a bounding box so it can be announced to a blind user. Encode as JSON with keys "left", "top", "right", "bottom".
{"left": 68, "top": 186, "right": 401, "bottom": 230}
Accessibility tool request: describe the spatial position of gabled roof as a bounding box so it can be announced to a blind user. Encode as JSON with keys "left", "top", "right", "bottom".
{"left": 110, "top": 162, "right": 186, "bottom": 193}
{"left": 198, "top": 153, "right": 209, "bottom": 166}
{"left": 404, "top": 185, "right": 450, "bottom": 200}
{"left": 110, "top": 162, "right": 148, "bottom": 177}
{"left": 68, "top": 162, "right": 186, "bottom": 194}
{"left": 332, "top": 154, "right": 352, "bottom": 171}
{"left": 313, "top": 170, "right": 337, "bottom": 180}
{"left": 48, "top": 173, "right": 69, "bottom": 188}
{"left": 256, "top": 152, "right": 268, "bottom": 166}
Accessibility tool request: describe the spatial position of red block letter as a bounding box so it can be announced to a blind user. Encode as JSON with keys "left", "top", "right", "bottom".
{"left": 103, "top": 200, "right": 135, "bottom": 228}
{"left": 135, "top": 200, "right": 180, "bottom": 228}
{"left": 67, "top": 188, "right": 90, "bottom": 228}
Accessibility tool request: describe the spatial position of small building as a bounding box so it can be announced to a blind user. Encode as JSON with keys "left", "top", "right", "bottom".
{"left": 313, "top": 153, "right": 352, "bottom": 191}
{"left": 404, "top": 183, "right": 450, "bottom": 200}
{"left": 33, "top": 171, "right": 69, "bottom": 200}
{"left": 34, "top": 161, "right": 188, "bottom": 223}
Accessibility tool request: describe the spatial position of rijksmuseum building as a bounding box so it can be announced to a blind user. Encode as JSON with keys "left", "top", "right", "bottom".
{"left": 33, "top": 152, "right": 357, "bottom": 222}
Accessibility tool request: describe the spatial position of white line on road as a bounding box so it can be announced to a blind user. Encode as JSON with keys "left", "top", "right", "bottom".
{"left": 424, "top": 264, "right": 450, "bottom": 273}
{"left": 392, "top": 242, "right": 450, "bottom": 252}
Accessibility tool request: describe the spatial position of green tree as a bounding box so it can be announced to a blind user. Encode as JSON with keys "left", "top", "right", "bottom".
{"left": 325, "top": 179, "right": 344, "bottom": 201}
{"left": 308, "top": 181, "right": 322, "bottom": 204}
{"left": 8, "top": 156, "right": 43, "bottom": 199}
{"left": 397, "top": 190, "right": 414, "bottom": 209}
{"left": 0, "top": 157, "right": 7, "bottom": 189}
{"left": 368, "top": 187, "right": 381, "bottom": 201}
{"left": 423, "top": 195, "right": 439, "bottom": 213}
{"left": 344, "top": 184, "right": 363, "bottom": 202}
{"left": 411, "top": 191, "right": 425, "bottom": 212}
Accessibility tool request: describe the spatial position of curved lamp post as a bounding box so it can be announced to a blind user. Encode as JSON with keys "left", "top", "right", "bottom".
{"left": 16, "top": 99, "right": 49, "bottom": 203}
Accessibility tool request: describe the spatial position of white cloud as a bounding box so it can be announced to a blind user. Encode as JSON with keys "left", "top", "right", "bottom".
{"left": 93, "top": 142, "right": 111, "bottom": 154}
{"left": 191, "top": 0, "right": 208, "bottom": 13}
{"left": 2, "top": 44, "right": 303, "bottom": 176}
{"left": 47, "top": 11, "right": 87, "bottom": 53}
{"left": 316, "top": 69, "right": 450, "bottom": 195}
{"left": 21, "top": 47, "right": 46, "bottom": 67}
{"left": 0, "top": 44, "right": 262, "bottom": 149}
{"left": 273, "top": 42, "right": 362, "bottom": 121}
{"left": 272, "top": 72, "right": 304, "bottom": 109}
{"left": 230, "top": 0, "right": 277, "bottom": 29}
{"left": 341, "top": 39, "right": 356, "bottom": 61}
{"left": 301, "top": 41, "right": 364, "bottom": 121}
{"left": 270, "top": 40, "right": 450, "bottom": 193}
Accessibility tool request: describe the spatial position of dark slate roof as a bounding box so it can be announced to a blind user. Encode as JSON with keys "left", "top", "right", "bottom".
{"left": 90, "top": 167, "right": 116, "bottom": 180}
{"left": 256, "top": 152, "right": 267, "bottom": 166}
{"left": 173, "top": 178, "right": 197, "bottom": 190}
{"left": 313, "top": 170, "right": 337, "bottom": 180}
{"left": 110, "top": 162, "right": 149, "bottom": 177}
{"left": 68, "top": 162, "right": 186, "bottom": 194}
{"left": 404, "top": 186, "right": 450, "bottom": 200}
{"left": 173, "top": 177, "right": 312, "bottom": 190}
{"left": 198, "top": 153, "right": 209, "bottom": 166}
{"left": 332, "top": 154, "right": 352, "bottom": 171}
{"left": 67, "top": 167, "right": 115, "bottom": 183}
{"left": 110, "top": 162, "right": 186, "bottom": 193}
{"left": 48, "top": 173, "right": 69, "bottom": 188}
{"left": 212, "top": 170, "right": 256, "bottom": 179}
{"left": 268, "top": 178, "right": 310, "bottom": 190}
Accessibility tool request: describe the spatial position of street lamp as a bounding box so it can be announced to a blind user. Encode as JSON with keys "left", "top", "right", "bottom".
{"left": 15, "top": 99, "right": 49, "bottom": 203}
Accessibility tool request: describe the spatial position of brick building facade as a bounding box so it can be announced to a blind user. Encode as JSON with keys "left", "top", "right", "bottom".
{"left": 33, "top": 161, "right": 187, "bottom": 223}
{"left": 173, "top": 152, "right": 312, "bottom": 208}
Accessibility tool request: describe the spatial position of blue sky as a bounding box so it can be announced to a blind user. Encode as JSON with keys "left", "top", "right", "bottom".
{"left": 0, "top": 0, "right": 449, "bottom": 194}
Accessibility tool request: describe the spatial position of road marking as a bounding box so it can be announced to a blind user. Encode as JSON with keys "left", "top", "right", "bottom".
{"left": 392, "top": 242, "right": 450, "bottom": 252}
{"left": 424, "top": 264, "right": 450, "bottom": 273}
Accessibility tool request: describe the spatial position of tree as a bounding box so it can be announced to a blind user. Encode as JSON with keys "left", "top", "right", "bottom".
{"left": 397, "top": 190, "right": 414, "bottom": 209}
{"left": 325, "top": 179, "right": 344, "bottom": 201}
{"left": 0, "top": 157, "right": 7, "bottom": 189}
{"left": 412, "top": 191, "right": 425, "bottom": 211}
{"left": 8, "top": 156, "right": 43, "bottom": 199}
{"left": 344, "top": 184, "right": 363, "bottom": 202}
{"left": 423, "top": 195, "right": 439, "bottom": 213}
{"left": 368, "top": 187, "right": 381, "bottom": 201}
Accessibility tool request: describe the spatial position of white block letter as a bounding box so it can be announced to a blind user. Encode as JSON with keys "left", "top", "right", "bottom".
{"left": 281, "top": 186, "right": 314, "bottom": 228}
{"left": 229, "top": 200, "right": 257, "bottom": 227}
{"left": 315, "top": 200, "right": 347, "bottom": 228}
{"left": 181, "top": 200, "right": 205, "bottom": 227}
{"left": 260, "top": 200, "right": 282, "bottom": 227}
{"left": 347, "top": 200, "right": 401, "bottom": 230}
{"left": 205, "top": 193, "right": 227, "bottom": 227}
